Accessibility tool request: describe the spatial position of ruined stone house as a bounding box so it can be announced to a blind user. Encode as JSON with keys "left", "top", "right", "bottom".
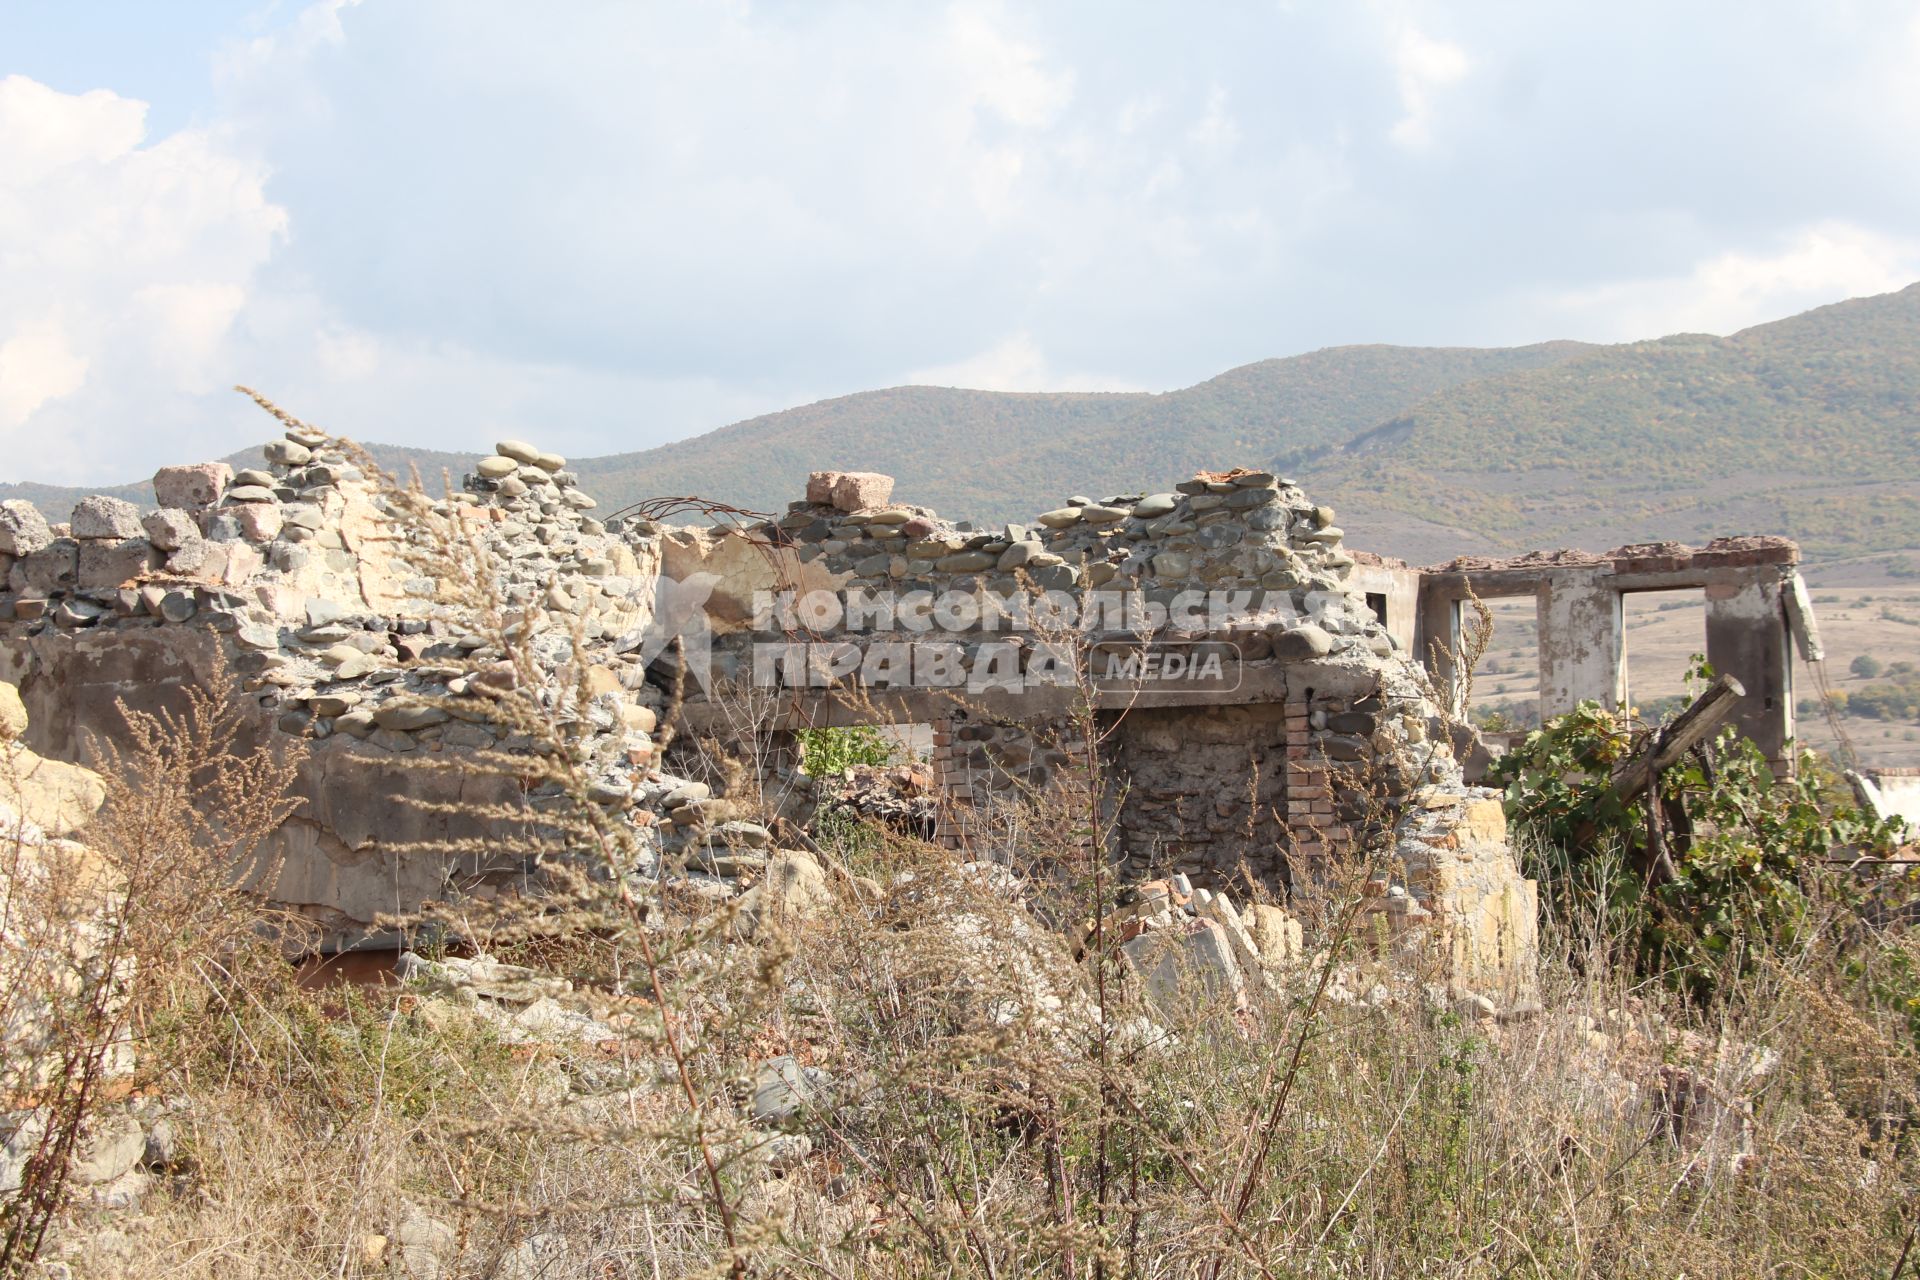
{"left": 0, "top": 428, "right": 1809, "bottom": 997}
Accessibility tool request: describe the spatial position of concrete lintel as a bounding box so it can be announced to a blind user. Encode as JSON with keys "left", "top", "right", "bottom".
{"left": 1417, "top": 569, "right": 1566, "bottom": 600}
{"left": 1420, "top": 539, "right": 1798, "bottom": 603}
{"left": 1426, "top": 561, "right": 1793, "bottom": 602}
{"left": 677, "top": 664, "right": 1308, "bottom": 732}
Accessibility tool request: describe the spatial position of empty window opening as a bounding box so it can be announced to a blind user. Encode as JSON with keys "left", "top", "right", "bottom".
{"left": 1467, "top": 596, "right": 1542, "bottom": 734}
{"left": 1621, "top": 590, "right": 1708, "bottom": 722}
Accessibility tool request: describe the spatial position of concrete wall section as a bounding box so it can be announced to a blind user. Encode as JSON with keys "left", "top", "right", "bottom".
{"left": 1415, "top": 538, "right": 1803, "bottom": 772}
{"left": 1703, "top": 575, "right": 1792, "bottom": 768}
{"left": 1537, "top": 567, "right": 1625, "bottom": 718}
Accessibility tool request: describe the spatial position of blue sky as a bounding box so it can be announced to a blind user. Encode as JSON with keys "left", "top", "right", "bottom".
{"left": 0, "top": 0, "right": 262, "bottom": 131}
{"left": 3, "top": 1, "right": 1919, "bottom": 483}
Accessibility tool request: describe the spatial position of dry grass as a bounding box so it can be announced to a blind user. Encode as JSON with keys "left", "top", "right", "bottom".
{"left": 8, "top": 409, "right": 1919, "bottom": 1278}
{"left": 1, "top": 655, "right": 306, "bottom": 1272}
{"left": 20, "top": 839, "right": 1920, "bottom": 1279}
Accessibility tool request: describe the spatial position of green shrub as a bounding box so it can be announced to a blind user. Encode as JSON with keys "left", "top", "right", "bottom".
{"left": 1491, "top": 698, "right": 1909, "bottom": 995}
{"left": 796, "top": 724, "right": 895, "bottom": 775}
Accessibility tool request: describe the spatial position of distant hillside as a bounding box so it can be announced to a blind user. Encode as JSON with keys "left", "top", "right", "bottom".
{"left": 1304, "top": 282, "right": 1920, "bottom": 562}
{"left": 2, "top": 444, "right": 481, "bottom": 522}
{"left": 567, "top": 343, "right": 1592, "bottom": 523}
{"left": 7, "top": 285, "right": 1917, "bottom": 566}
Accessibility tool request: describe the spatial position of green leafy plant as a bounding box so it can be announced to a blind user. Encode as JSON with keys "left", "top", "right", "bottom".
{"left": 796, "top": 724, "right": 895, "bottom": 776}
{"left": 1491, "top": 694, "right": 1909, "bottom": 994}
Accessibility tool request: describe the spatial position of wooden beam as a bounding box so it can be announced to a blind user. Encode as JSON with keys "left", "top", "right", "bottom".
{"left": 1568, "top": 674, "right": 1747, "bottom": 863}
{"left": 1608, "top": 673, "right": 1747, "bottom": 810}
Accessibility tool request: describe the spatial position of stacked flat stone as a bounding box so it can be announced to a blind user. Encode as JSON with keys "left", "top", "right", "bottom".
{"left": 0, "top": 425, "right": 381, "bottom": 631}
{"left": 1099, "top": 875, "right": 1306, "bottom": 1006}
{"left": 450, "top": 439, "right": 635, "bottom": 627}
{"left": 761, "top": 466, "right": 1389, "bottom": 669}
{"left": 0, "top": 429, "right": 703, "bottom": 898}
{"left": 256, "top": 438, "right": 665, "bottom": 801}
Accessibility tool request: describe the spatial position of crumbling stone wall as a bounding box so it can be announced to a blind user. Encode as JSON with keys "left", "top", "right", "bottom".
{"left": 926, "top": 714, "right": 1090, "bottom": 852}
{"left": 0, "top": 434, "right": 1541, "bottom": 995}
{"left": 774, "top": 467, "right": 1379, "bottom": 655}
{"left": 1099, "top": 703, "right": 1292, "bottom": 884}
{"left": 0, "top": 434, "right": 670, "bottom": 950}
{"left": 684, "top": 466, "right": 1536, "bottom": 990}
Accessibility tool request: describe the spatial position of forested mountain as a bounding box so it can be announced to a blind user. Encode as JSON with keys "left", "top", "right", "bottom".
{"left": 9, "top": 284, "right": 1917, "bottom": 566}
{"left": 1306, "top": 283, "right": 1920, "bottom": 562}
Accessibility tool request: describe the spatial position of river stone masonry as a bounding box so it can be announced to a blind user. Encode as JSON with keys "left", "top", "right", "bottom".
{"left": 0, "top": 445, "right": 1539, "bottom": 995}
{"left": 0, "top": 431, "right": 700, "bottom": 950}
{"left": 775, "top": 467, "right": 1375, "bottom": 654}
{"left": 678, "top": 468, "right": 1536, "bottom": 995}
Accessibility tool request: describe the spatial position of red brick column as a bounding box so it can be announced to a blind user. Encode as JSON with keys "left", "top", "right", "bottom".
{"left": 930, "top": 715, "right": 969, "bottom": 849}
{"left": 1282, "top": 698, "right": 1326, "bottom": 861}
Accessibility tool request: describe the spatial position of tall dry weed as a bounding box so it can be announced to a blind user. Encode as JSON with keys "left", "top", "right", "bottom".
{"left": 9, "top": 400, "right": 1917, "bottom": 1278}
{"left": 1, "top": 655, "right": 305, "bottom": 1272}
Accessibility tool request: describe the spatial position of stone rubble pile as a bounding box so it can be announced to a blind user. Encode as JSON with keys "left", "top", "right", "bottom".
{"left": 0, "top": 679, "right": 161, "bottom": 1212}
{"left": 1091, "top": 874, "right": 1304, "bottom": 1015}
{"left": 0, "top": 436, "right": 1537, "bottom": 998}
{"left": 393, "top": 949, "right": 626, "bottom": 1046}
{"left": 760, "top": 465, "right": 1388, "bottom": 670}
{"left": 812, "top": 760, "right": 940, "bottom": 840}
{"left": 0, "top": 682, "right": 125, "bottom": 1090}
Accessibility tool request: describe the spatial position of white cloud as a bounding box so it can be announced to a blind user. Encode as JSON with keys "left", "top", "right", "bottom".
{"left": 907, "top": 332, "right": 1141, "bottom": 393}
{"left": 314, "top": 324, "right": 382, "bottom": 381}
{"left": 5, "top": 1, "right": 1920, "bottom": 486}
{"left": 1386, "top": 23, "right": 1470, "bottom": 149}
{"left": 0, "top": 323, "right": 88, "bottom": 430}
{"left": 0, "top": 75, "right": 285, "bottom": 479}
{"left": 1545, "top": 222, "right": 1920, "bottom": 340}
{"left": 1188, "top": 86, "right": 1239, "bottom": 157}
{"left": 944, "top": 2, "right": 1074, "bottom": 129}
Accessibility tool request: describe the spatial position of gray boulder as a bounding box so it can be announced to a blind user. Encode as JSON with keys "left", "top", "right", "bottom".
{"left": 0, "top": 500, "right": 53, "bottom": 555}
{"left": 141, "top": 508, "right": 200, "bottom": 552}
{"left": 71, "top": 495, "right": 144, "bottom": 540}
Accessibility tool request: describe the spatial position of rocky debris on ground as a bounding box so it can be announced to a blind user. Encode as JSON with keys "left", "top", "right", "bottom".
{"left": 1089, "top": 874, "right": 1307, "bottom": 1016}
{"left": 0, "top": 681, "right": 131, "bottom": 1096}
{"left": 0, "top": 680, "right": 187, "bottom": 1223}
{"left": 811, "top": 761, "right": 938, "bottom": 839}
{"left": 872, "top": 859, "right": 1119, "bottom": 1054}
{"left": 728, "top": 847, "right": 835, "bottom": 940}
{"left": 1, "top": 1109, "right": 147, "bottom": 1209}
{"left": 0, "top": 1091, "right": 193, "bottom": 1224}
{"left": 746, "top": 1055, "right": 836, "bottom": 1126}
{"left": 393, "top": 949, "right": 622, "bottom": 1045}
